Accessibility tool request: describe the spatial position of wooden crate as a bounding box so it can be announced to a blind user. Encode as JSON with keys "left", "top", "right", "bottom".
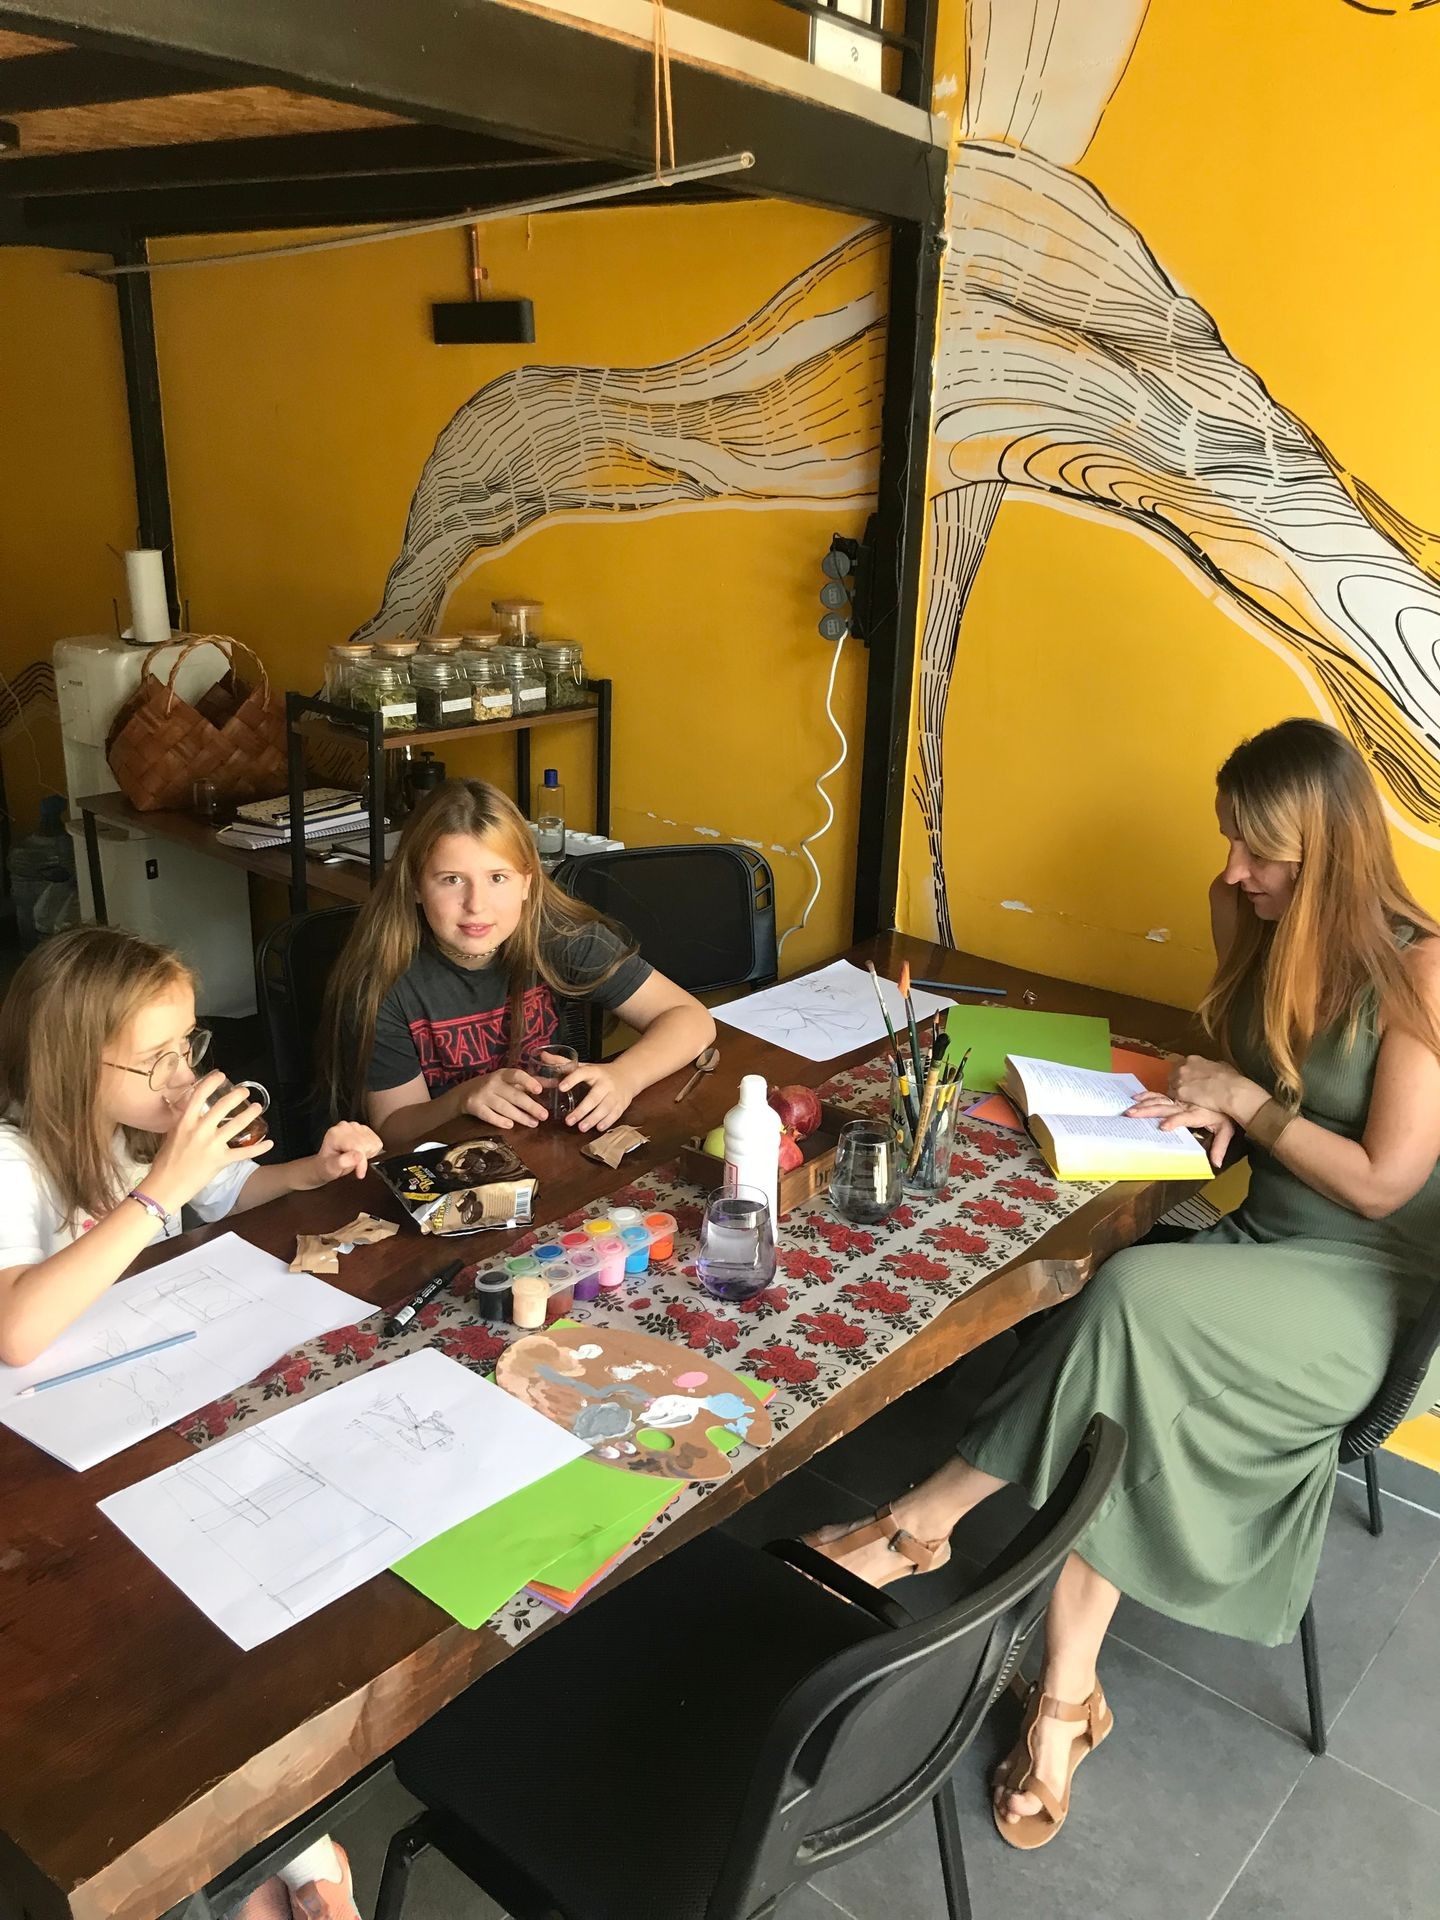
{"left": 676, "top": 1103, "right": 867, "bottom": 1217}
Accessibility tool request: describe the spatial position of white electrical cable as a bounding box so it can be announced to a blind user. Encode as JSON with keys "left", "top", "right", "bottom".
{"left": 777, "top": 629, "right": 848, "bottom": 960}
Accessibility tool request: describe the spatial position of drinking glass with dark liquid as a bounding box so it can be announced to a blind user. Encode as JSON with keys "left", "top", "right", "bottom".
{"left": 206, "top": 1078, "right": 271, "bottom": 1147}
{"left": 521, "top": 1046, "right": 580, "bottom": 1124}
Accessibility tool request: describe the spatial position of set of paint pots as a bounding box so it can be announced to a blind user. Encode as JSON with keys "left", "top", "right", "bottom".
{"left": 469, "top": 1208, "right": 679, "bottom": 1330}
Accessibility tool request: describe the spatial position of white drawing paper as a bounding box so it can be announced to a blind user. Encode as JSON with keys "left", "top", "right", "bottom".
{"left": 0, "top": 1233, "right": 370, "bottom": 1472}
{"left": 712, "top": 960, "right": 954, "bottom": 1063}
{"left": 98, "top": 1349, "right": 587, "bottom": 1649}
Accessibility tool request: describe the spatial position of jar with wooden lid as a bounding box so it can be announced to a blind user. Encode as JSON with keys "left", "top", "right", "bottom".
{"left": 323, "top": 642, "right": 372, "bottom": 705}
{"left": 410, "top": 651, "right": 473, "bottom": 729}
{"left": 420, "top": 635, "right": 464, "bottom": 656}
{"left": 464, "top": 649, "right": 515, "bottom": 723}
{"left": 537, "top": 639, "right": 586, "bottom": 711}
{"left": 461, "top": 628, "right": 502, "bottom": 651}
{"left": 350, "top": 655, "right": 418, "bottom": 733}
{"left": 492, "top": 598, "right": 543, "bottom": 643}
{"left": 499, "top": 645, "right": 547, "bottom": 718}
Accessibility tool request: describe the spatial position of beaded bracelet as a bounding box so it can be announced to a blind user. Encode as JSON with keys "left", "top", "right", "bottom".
{"left": 126, "top": 1188, "right": 170, "bottom": 1227}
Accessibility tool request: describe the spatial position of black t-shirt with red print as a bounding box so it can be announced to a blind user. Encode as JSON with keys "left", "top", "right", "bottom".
{"left": 365, "top": 925, "right": 651, "bottom": 1095}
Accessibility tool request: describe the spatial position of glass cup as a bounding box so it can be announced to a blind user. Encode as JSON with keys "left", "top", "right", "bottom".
{"left": 206, "top": 1077, "right": 271, "bottom": 1148}
{"left": 695, "top": 1185, "right": 776, "bottom": 1303}
{"left": 889, "top": 1058, "right": 958, "bottom": 1199}
{"left": 521, "top": 1045, "right": 580, "bottom": 1124}
{"left": 829, "top": 1120, "right": 902, "bottom": 1225}
{"left": 192, "top": 778, "right": 219, "bottom": 822}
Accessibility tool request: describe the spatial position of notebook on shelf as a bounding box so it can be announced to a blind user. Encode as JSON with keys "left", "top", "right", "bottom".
{"left": 216, "top": 809, "right": 369, "bottom": 850}
{"left": 234, "top": 787, "right": 362, "bottom": 828}
{"left": 1000, "top": 1054, "right": 1213, "bottom": 1181}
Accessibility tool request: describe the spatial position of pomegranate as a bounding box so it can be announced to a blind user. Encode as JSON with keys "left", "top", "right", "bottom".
{"left": 777, "top": 1128, "right": 804, "bottom": 1172}
{"left": 768, "top": 1083, "right": 823, "bottom": 1142}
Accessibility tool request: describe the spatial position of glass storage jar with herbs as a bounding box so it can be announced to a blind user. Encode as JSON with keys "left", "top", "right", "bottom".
{"left": 350, "top": 654, "right": 418, "bottom": 733}
{"left": 410, "top": 650, "right": 472, "bottom": 729}
{"left": 493, "top": 598, "right": 543, "bottom": 644}
{"left": 500, "top": 644, "right": 547, "bottom": 717}
{"left": 461, "top": 628, "right": 503, "bottom": 652}
{"left": 323, "top": 642, "right": 372, "bottom": 705}
{"left": 537, "top": 639, "right": 586, "bottom": 711}
{"left": 464, "top": 649, "right": 514, "bottom": 722}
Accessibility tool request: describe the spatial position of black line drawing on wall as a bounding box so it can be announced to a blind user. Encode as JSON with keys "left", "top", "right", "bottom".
{"left": 356, "top": 0, "right": 1440, "bottom": 942}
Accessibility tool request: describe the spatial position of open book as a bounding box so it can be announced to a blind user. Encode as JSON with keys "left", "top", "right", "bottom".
{"left": 1001, "top": 1055, "right": 1213, "bottom": 1182}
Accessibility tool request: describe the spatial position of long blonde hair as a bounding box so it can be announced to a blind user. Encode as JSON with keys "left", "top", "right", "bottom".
{"left": 319, "top": 778, "right": 633, "bottom": 1117}
{"left": 1200, "top": 718, "right": 1440, "bottom": 1101}
{"left": 0, "top": 926, "right": 192, "bottom": 1223}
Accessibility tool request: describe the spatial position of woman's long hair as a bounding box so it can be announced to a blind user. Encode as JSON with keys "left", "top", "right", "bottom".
{"left": 0, "top": 926, "right": 191, "bottom": 1223}
{"left": 319, "top": 778, "right": 634, "bottom": 1118}
{"left": 1200, "top": 718, "right": 1440, "bottom": 1101}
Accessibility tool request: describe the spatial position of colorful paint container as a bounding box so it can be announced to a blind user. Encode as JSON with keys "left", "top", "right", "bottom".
{"left": 532, "top": 1241, "right": 565, "bottom": 1262}
{"left": 620, "top": 1223, "right": 652, "bottom": 1275}
{"left": 505, "top": 1254, "right": 542, "bottom": 1279}
{"left": 568, "top": 1245, "right": 602, "bottom": 1302}
{"left": 471, "top": 1266, "right": 513, "bottom": 1323}
{"left": 592, "top": 1233, "right": 627, "bottom": 1293}
{"left": 583, "top": 1217, "right": 615, "bottom": 1237}
{"left": 644, "top": 1211, "right": 678, "bottom": 1261}
{"left": 510, "top": 1270, "right": 548, "bottom": 1329}
{"left": 542, "top": 1260, "right": 576, "bottom": 1323}
{"left": 560, "top": 1231, "right": 590, "bottom": 1252}
{"left": 607, "top": 1206, "right": 642, "bottom": 1228}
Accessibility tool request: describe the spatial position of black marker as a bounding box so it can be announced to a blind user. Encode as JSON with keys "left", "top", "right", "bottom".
{"left": 384, "top": 1259, "right": 464, "bottom": 1337}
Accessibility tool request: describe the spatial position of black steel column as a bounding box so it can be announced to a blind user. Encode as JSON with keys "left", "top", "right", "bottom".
{"left": 112, "top": 232, "right": 180, "bottom": 623}
{"left": 851, "top": 206, "right": 946, "bottom": 941}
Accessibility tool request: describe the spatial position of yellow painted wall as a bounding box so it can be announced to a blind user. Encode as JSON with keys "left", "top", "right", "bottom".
{"left": 150, "top": 200, "right": 879, "bottom": 967}
{"left": 0, "top": 249, "right": 137, "bottom": 834}
{"left": 897, "top": 0, "right": 1440, "bottom": 1009}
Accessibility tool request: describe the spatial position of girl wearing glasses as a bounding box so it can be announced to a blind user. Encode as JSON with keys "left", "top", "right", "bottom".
{"left": 0, "top": 925, "right": 380, "bottom": 1368}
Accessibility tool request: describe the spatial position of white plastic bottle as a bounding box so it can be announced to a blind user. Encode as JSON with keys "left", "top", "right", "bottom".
{"left": 722, "top": 1074, "right": 782, "bottom": 1238}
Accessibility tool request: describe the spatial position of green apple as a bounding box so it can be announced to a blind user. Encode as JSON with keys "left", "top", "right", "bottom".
{"left": 702, "top": 1126, "right": 726, "bottom": 1157}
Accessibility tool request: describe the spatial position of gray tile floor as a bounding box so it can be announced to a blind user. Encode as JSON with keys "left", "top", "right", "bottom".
{"left": 332, "top": 1338, "right": 1440, "bottom": 1920}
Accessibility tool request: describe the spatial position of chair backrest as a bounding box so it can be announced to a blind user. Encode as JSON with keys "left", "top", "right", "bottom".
{"left": 1342, "top": 1278, "right": 1440, "bottom": 1461}
{"left": 708, "top": 1414, "right": 1127, "bottom": 1920}
{"left": 254, "top": 905, "right": 359, "bottom": 1156}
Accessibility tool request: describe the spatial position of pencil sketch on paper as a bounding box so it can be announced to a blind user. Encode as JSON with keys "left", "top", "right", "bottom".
{"left": 348, "top": 1391, "right": 456, "bottom": 1460}
{"left": 164, "top": 1429, "right": 408, "bottom": 1622}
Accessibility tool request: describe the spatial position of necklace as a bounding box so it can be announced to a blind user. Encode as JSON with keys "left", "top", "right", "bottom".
{"left": 437, "top": 936, "right": 499, "bottom": 971}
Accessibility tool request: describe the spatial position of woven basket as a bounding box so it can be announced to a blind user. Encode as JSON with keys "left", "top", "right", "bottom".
{"left": 106, "top": 635, "right": 287, "bottom": 813}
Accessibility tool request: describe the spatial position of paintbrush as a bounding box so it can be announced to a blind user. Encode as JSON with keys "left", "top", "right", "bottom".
{"left": 908, "top": 1048, "right": 945, "bottom": 1178}
{"left": 898, "top": 961, "right": 925, "bottom": 1087}
{"left": 866, "top": 961, "right": 907, "bottom": 1075}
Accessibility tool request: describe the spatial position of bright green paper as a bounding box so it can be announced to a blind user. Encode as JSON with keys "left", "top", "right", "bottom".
{"left": 944, "top": 1005, "right": 1111, "bottom": 1092}
{"left": 392, "top": 1456, "right": 675, "bottom": 1629}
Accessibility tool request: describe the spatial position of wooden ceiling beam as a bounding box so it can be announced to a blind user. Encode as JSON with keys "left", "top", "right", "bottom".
{"left": 0, "top": 47, "right": 213, "bottom": 112}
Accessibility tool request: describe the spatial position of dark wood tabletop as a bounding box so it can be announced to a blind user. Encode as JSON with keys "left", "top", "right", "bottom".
{"left": 0, "top": 934, "right": 1202, "bottom": 1920}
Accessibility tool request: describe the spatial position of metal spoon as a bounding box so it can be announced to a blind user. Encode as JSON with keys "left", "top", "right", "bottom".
{"left": 675, "top": 1044, "right": 720, "bottom": 1103}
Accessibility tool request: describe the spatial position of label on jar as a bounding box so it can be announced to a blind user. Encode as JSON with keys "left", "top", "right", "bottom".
{"left": 381, "top": 701, "right": 417, "bottom": 719}
{"left": 441, "top": 696, "right": 471, "bottom": 713}
{"left": 478, "top": 693, "right": 512, "bottom": 713}
{"left": 515, "top": 686, "right": 545, "bottom": 709}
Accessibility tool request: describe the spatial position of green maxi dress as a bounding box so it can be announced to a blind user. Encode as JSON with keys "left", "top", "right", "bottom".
{"left": 961, "top": 947, "right": 1440, "bottom": 1647}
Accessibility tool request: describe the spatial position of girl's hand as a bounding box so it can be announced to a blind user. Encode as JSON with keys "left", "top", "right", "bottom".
{"left": 149, "top": 1071, "right": 271, "bottom": 1209}
{"left": 1126, "top": 1093, "right": 1237, "bottom": 1169}
{"left": 460, "top": 1069, "right": 549, "bottom": 1130}
{"left": 312, "top": 1122, "right": 384, "bottom": 1184}
{"left": 562, "top": 1059, "right": 639, "bottom": 1135}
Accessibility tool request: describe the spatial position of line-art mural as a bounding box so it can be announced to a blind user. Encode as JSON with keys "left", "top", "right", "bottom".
{"left": 356, "top": 0, "right": 1440, "bottom": 944}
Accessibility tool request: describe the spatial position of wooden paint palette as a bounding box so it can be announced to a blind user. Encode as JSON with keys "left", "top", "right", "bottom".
{"left": 496, "top": 1325, "right": 773, "bottom": 1481}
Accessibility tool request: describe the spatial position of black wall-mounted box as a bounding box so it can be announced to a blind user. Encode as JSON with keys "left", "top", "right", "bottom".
{"left": 431, "top": 299, "right": 536, "bottom": 345}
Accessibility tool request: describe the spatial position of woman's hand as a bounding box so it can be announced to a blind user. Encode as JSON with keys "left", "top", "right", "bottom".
{"left": 1166, "top": 1054, "right": 1267, "bottom": 1125}
{"left": 149, "top": 1071, "right": 271, "bottom": 1210}
{"left": 561, "top": 1059, "right": 640, "bottom": 1135}
{"left": 1126, "top": 1092, "right": 1237, "bottom": 1169}
{"left": 311, "top": 1122, "right": 384, "bottom": 1184}
{"left": 460, "top": 1068, "right": 549, "bottom": 1130}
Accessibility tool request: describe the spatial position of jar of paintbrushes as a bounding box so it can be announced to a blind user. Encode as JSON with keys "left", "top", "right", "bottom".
{"left": 872, "top": 961, "right": 966, "bottom": 1198}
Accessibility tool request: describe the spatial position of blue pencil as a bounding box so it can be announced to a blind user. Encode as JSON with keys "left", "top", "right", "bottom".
{"left": 910, "top": 980, "right": 1007, "bottom": 998}
{"left": 15, "top": 1329, "right": 197, "bottom": 1398}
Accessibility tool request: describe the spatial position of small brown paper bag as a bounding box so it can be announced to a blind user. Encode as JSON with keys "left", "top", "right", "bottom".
{"left": 581, "top": 1125, "right": 649, "bottom": 1169}
{"left": 290, "top": 1234, "right": 341, "bottom": 1275}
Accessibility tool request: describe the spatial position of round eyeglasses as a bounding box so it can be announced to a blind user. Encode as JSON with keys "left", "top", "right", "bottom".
{"left": 104, "top": 1026, "right": 213, "bottom": 1092}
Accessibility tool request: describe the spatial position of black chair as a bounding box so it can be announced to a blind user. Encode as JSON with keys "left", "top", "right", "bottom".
{"left": 552, "top": 844, "right": 777, "bottom": 1057}
{"left": 1299, "top": 1278, "right": 1440, "bottom": 1755}
{"left": 374, "top": 1414, "right": 1126, "bottom": 1920}
{"left": 254, "top": 906, "right": 359, "bottom": 1155}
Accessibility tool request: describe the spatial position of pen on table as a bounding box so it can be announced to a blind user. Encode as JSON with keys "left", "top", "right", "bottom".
{"left": 384, "top": 1259, "right": 465, "bottom": 1337}
{"left": 15, "top": 1329, "right": 197, "bottom": 1397}
{"left": 910, "top": 980, "right": 1007, "bottom": 998}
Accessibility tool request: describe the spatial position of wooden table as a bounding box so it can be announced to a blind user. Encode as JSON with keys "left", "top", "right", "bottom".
{"left": 0, "top": 935, "right": 1201, "bottom": 1920}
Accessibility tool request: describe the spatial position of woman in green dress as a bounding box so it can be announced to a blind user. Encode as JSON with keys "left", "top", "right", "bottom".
{"left": 807, "top": 718, "right": 1440, "bottom": 1850}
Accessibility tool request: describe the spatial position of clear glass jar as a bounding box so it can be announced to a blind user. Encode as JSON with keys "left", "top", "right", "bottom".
{"left": 537, "top": 639, "right": 586, "bottom": 711}
{"left": 501, "top": 644, "right": 547, "bottom": 717}
{"left": 350, "top": 655, "right": 418, "bottom": 733}
{"left": 410, "top": 651, "right": 473, "bottom": 729}
{"left": 493, "top": 598, "right": 543, "bottom": 643}
{"left": 323, "top": 642, "right": 372, "bottom": 705}
{"left": 464, "top": 650, "right": 515, "bottom": 722}
{"left": 420, "top": 635, "right": 464, "bottom": 657}
{"left": 461, "top": 628, "right": 503, "bottom": 652}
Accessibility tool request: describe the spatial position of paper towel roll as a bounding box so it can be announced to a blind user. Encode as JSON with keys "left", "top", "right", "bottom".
{"left": 125, "top": 549, "right": 171, "bottom": 647}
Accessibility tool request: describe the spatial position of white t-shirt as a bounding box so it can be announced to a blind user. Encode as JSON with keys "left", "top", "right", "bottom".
{"left": 0, "top": 1122, "right": 256, "bottom": 1267}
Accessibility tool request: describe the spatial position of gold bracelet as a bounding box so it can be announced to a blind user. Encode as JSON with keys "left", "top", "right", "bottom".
{"left": 1245, "top": 1096, "right": 1296, "bottom": 1152}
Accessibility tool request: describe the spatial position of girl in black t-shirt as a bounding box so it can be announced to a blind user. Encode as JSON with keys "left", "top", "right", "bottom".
{"left": 320, "top": 779, "right": 714, "bottom": 1151}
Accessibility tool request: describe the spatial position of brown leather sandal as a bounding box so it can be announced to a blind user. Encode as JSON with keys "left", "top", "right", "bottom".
{"left": 804, "top": 1504, "right": 951, "bottom": 1585}
{"left": 992, "top": 1680, "right": 1113, "bottom": 1850}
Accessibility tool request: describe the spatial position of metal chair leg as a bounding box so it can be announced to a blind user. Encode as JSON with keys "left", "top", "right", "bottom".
{"left": 1299, "top": 1601, "right": 1327, "bottom": 1756}
{"left": 374, "top": 1815, "right": 432, "bottom": 1920}
{"left": 932, "top": 1776, "right": 973, "bottom": 1920}
{"left": 1363, "top": 1452, "right": 1385, "bottom": 1537}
